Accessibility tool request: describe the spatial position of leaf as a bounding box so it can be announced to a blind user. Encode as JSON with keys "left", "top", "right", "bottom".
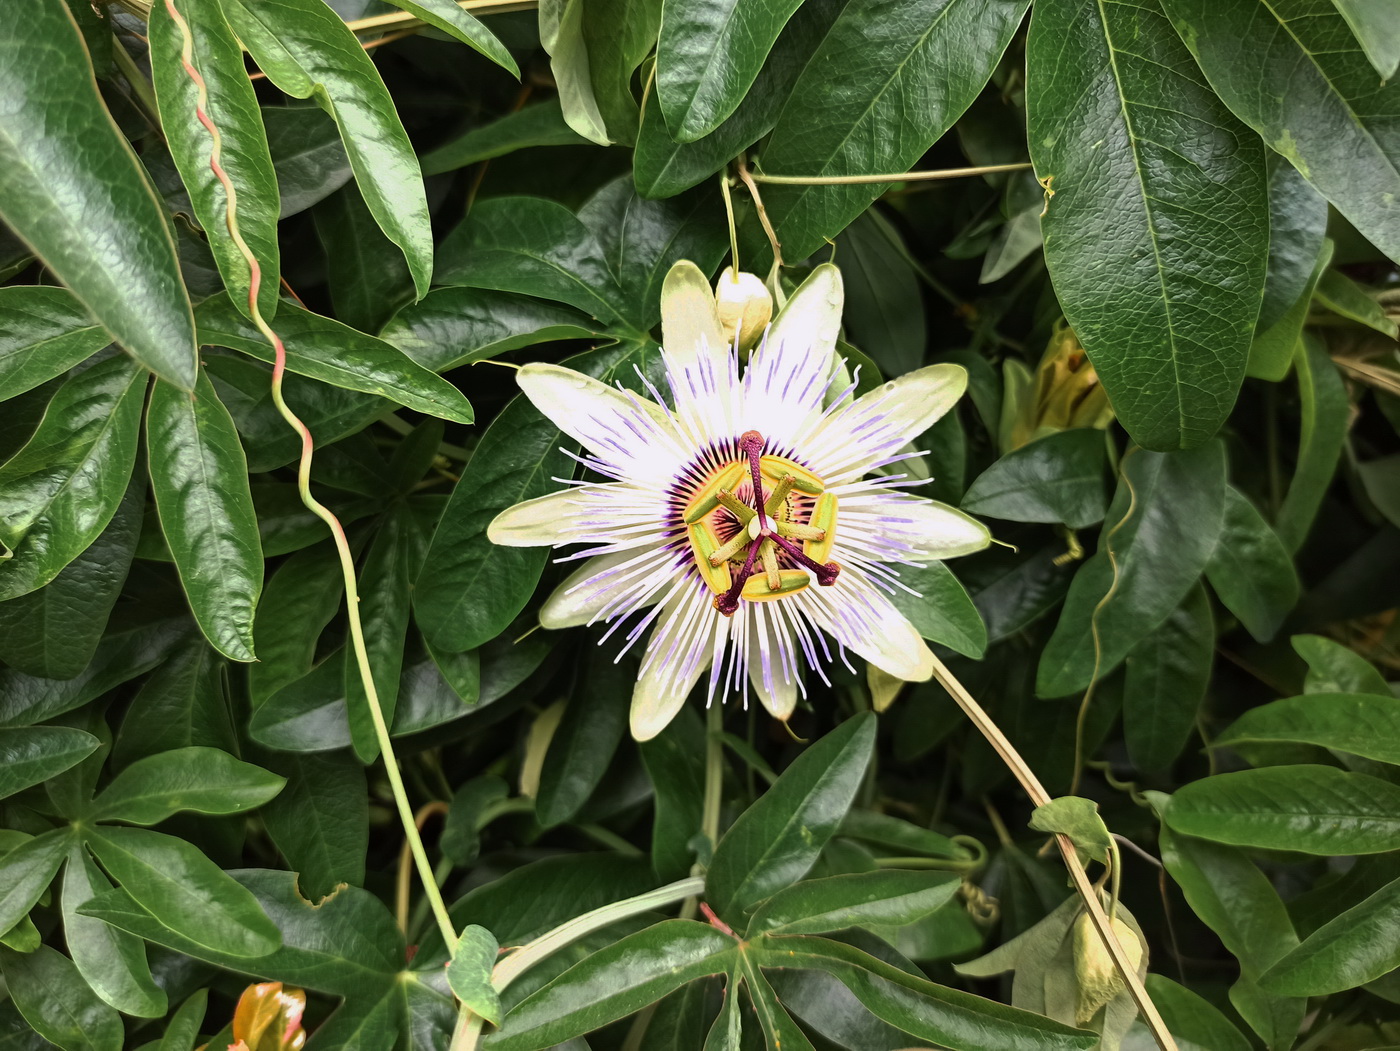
{"left": 147, "top": 369, "right": 264, "bottom": 662}
{"left": 1331, "top": 0, "right": 1400, "bottom": 79}
{"left": 747, "top": 870, "right": 961, "bottom": 936}
{"left": 1205, "top": 486, "right": 1300, "bottom": 642}
{"left": 1214, "top": 693, "right": 1400, "bottom": 766}
{"left": 1165, "top": 765, "right": 1400, "bottom": 855}
{"left": 706, "top": 712, "right": 876, "bottom": 925}
{"left": 0, "top": 829, "right": 74, "bottom": 937}
{"left": 248, "top": 654, "right": 352, "bottom": 752}
{"left": 435, "top": 196, "right": 629, "bottom": 325}
{"left": 0, "top": 728, "right": 100, "bottom": 801}
{"left": 742, "top": 959, "right": 819, "bottom": 1051}
{"left": 420, "top": 101, "right": 592, "bottom": 176}
{"left": 1165, "top": 0, "right": 1400, "bottom": 263}
{"left": 1262, "top": 875, "right": 1400, "bottom": 995}
{"left": 86, "top": 826, "right": 281, "bottom": 958}
{"left": 447, "top": 925, "right": 503, "bottom": 1027}
{"left": 1257, "top": 157, "right": 1330, "bottom": 335}
{"left": 1275, "top": 336, "right": 1347, "bottom": 552}
{"left": 382, "top": 0, "right": 518, "bottom": 75}
{"left": 1314, "top": 267, "right": 1400, "bottom": 338}
{"left": 160, "top": 991, "right": 209, "bottom": 1051}
{"left": 838, "top": 810, "right": 965, "bottom": 860}
{"left": 260, "top": 750, "right": 368, "bottom": 899}
{"left": 1136, "top": 975, "right": 1250, "bottom": 1051}
{"left": 580, "top": 0, "right": 664, "bottom": 145}
{"left": 0, "top": 355, "right": 146, "bottom": 602}
{"left": 415, "top": 341, "right": 660, "bottom": 652}
{"left": 1122, "top": 583, "right": 1213, "bottom": 771}
{"left": 962, "top": 430, "right": 1109, "bottom": 530}
{"left": 886, "top": 561, "right": 988, "bottom": 659}
{"left": 114, "top": 639, "right": 237, "bottom": 767}
{"left": 222, "top": 0, "right": 434, "bottom": 295}
{"left": 1028, "top": 796, "right": 1112, "bottom": 866}
{"left": 836, "top": 211, "right": 927, "bottom": 378}
{"left": 249, "top": 543, "right": 345, "bottom": 707}
{"left": 0, "top": 945, "right": 123, "bottom": 1051}
{"left": 196, "top": 293, "right": 474, "bottom": 423}
{"left": 0, "top": 286, "right": 111, "bottom": 401}
{"left": 149, "top": 0, "right": 281, "bottom": 319}
{"left": 89, "top": 746, "right": 284, "bottom": 825}
{"left": 639, "top": 706, "right": 707, "bottom": 882}
{"left": 540, "top": 0, "right": 610, "bottom": 144}
{"left": 265, "top": 104, "right": 352, "bottom": 218}
{"left": 1037, "top": 442, "right": 1227, "bottom": 697}
{"left": 656, "top": 0, "right": 806, "bottom": 140}
{"left": 1027, "top": 0, "right": 1269, "bottom": 450}
{"left": 536, "top": 644, "right": 634, "bottom": 827}
{"left": 1292, "top": 634, "right": 1391, "bottom": 696}
{"left": 313, "top": 184, "right": 415, "bottom": 335}
{"left": 752, "top": 0, "right": 1031, "bottom": 262}
{"left": 489, "top": 921, "right": 737, "bottom": 1050}
{"left": 0, "top": 0, "right": 197, "bottom": 389}
{"left": 0, "top": 475, "right": 142, "bottom": 679}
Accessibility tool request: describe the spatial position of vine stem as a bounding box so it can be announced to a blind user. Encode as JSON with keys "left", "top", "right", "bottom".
{"left": 748, "top": 162, "right": 1034, "bottom": 185}
{"left": 161, "top": 0, "right": 458, "bottom": 953}
{"left": 927, "top": 653, "right": 1180, "bottom": 1051}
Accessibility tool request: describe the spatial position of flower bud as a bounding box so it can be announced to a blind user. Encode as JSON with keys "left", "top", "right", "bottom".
{"left": 1007, "top": 323, "right": 1115, "bottom": 450}
{"left": 1071, "top": 911, "right": 1143, "bottom": 1024}
{"left": 715, "top": 267, "right": 772, "bottom": 354}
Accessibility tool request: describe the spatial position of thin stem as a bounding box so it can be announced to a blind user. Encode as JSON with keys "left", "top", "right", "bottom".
{"left": 719, "top": 172, "right": 740, "bottom": 272}
{"left": 162, "top": 0, "right": 458, "bottom": 953}
{"left": 749, "top": 162, "right": 1034, "bottom": 186}
{"left": 396, "top": 801, "right": 450, "bottom": 933}
{"left": 345, "top": 0, "right": 536, "bottom": 33}
{"left": 735, "top": 158, "right": 784, "bottom": 274}
{"left": 927, "top": 653, "right": 1179, "bottom": 1051}
{"left": 702, "top": 701, "right": 726, "bottom": 848}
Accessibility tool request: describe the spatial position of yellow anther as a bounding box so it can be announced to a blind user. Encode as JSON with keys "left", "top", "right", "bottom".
{"left": 803, "top": 493, "right": 838, "bottom": 564}
{"left": 741, "top": 570, "right": 809, "bottom": 601}
{"left": 683, "top": 463, "right": 746, "bottom": 523}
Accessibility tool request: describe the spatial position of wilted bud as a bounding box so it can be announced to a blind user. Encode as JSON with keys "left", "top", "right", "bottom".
{"left": 1007, "top": 323, "right": 1115, "bottom": 450}
{"left": 221, "top": 982, "right": 306, "bottom": 1051}
{"left": 715, "top": 267, "right": 772, "bottom": 353}
{"left": 1071, "top": 912, "right": 1143, "bottom": 1025}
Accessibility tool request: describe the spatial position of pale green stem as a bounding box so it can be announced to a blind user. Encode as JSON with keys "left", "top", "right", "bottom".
{"left": 750, "top": 162, "right": 1034, "bottom": 185}
{"left": 702, "top": 702, "right": 725, "bottom": 847}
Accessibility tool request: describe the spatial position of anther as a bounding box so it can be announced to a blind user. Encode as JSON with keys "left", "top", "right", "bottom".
{"left": 768, "top": 533, "right": 841, "bottom": 586}
{"left": 760, "top": 538, "right": 781, "bottom": 590}
{"left": 715, "top": 538, "right": 762, "bottom": 616}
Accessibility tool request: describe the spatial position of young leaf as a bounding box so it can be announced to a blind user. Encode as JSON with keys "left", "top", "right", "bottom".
{"left": 1028, "top": 797, "right": 1112, "bottom": 867}
{"left": 89, "top": 746, "right": 285, "bottom": 825}
{"left": 962, "top": 430, "right": 1110, "bottom": 529}
{"left": 447, "top": 925, "right": 503, "bottom": 1027}
{"left": 0, "top": 287, "right": 111, "bottom": 401}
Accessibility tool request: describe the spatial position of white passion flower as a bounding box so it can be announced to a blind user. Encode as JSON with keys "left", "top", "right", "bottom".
{"left": 488, "top": 261, "right": 990, "bottom": 741}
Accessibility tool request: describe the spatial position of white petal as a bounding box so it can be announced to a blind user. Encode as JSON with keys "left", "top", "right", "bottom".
{"left": 839, "top": 494, "right": 992, "bottom": 562}
{"left": 661, "top": 260, "right": 727, "bottom": 373}
{"left": 746, "top": 603, "right": 799, "bottom": 721}
{"left": 630, "top": 580, "right": 717, "bottom": 741}
{"left": 802, "top": 364, "right": 968, "bottom": 483}
{"left": 765, "top": 264, "right": 844, "bottom": 370}
{"left": 801, "top": 571, "right": 934, "bottom": 683}
{"left": 487, "top": 489, "right": 578, "bottom": 547}
{"left": 540, "top": 550, "right": 651, "bottom": 628}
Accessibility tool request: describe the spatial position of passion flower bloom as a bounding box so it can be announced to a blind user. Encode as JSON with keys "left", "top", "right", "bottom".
{"left": 489, "top": 262, "right": 990, "bottom": 740}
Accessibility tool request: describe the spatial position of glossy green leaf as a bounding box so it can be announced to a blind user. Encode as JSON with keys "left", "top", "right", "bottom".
{"left": 248, "top": 654, "right": 352, "bottom": 752}
{"left": 1215, "top": 693, "right": 1400, "bottom": 766}
{"left": 1166, "top": 765, "right": 1400, "bottom": 855}
{"left": 1160, "top": 0, "right": 1400, "bottom": 264}
{"left": 836, "top": 212, "right": 926, "bottom": 378}
{"left": 249, "top": 543, "right": 344, "bottom": 708}
{"left": 838, "top": 810, "right": 965, "bottom": 860}
{"left": 0, "top": 355, "right": 146, "bottom": 603}
{"left": 383, "top": 0, "right": 517, "bottom": 74}
{"left": 742, "top": 958, "right": 818, "bottom": 1051}
{"left": 490, "top": 921, "right": 736, "bottom": 1050}
{"left": 0, "top": 287, "right": 111, "bottom": 401}
{"left": 196, "top": 293, "right": 473, "bottom": 423}
{"left": 1123, "top": 584, "right": 1213, "bottom": 771}
{"left": 886, "top": 561, "right": 988, "bottom": 659}
{"left": 581, "top": 0, "right": 664, "bottom": 144}
{"left": 421, "top": 101, "right": 591, "bottom": 176}
{"left": 260, "top": 750, "right": 368, "bottom": 899}
{"left": 1205, "top": 486, "right": 1299, "bottom": 642}
{"left": 0, "top": 945, "right": 123, "bottom": 1051}
{"left": 159, "top": 991, "right": 209, "bottom": 1051}
{"left": 149, "top": 0, "right": 281, "bottom": 319}
{"left": 1028, "top": 0, "right": 1269, "bottom": 450}
{"left": 537, "top": 645, "right": 633, "bottom": 827}
{"left": 1332, "top": 0, "right": 1400, "bottom": 78}
{"left": 1263, "top": 875, "right": 1400, "bottom": 995}
{"left": 114, "top": 639, "right": 236, "bottom": 768}
{"left": 962, "top": 430, "right": 1109, "bottom": 530}
{"left": 748, "top": 870, "right": 960, "bottom": 936}
{"left": 540, "top": 0, "right": 610, "bottom": 144}
{"left": 147, "top": 369, "right": 264, "bottom": 662}
{"left": 0, "top": 0, "right": 197, "bottom": 389}
{"left": 0, "top": 476, "right": 142, "bottom": 679}
{"left": 265, "top": 104, "right": 352, "bottom": 218}
{"left": 0, "top": 728, "right": 100, "bottom": 801}
{"left": 754, "top": 0, "right": 1030, "bottom": 262}
{"left": 1140, "top": 975, "right": 1251, "bottom": 1051}
{"left": 90, "top": 746, "right": 284, "bottom": 825}
{"left": 1256, "top": 157, "right": 1330, "bottom": 335}
{"left": 639, "top": 706, "right": 707, "bottom": 882}
{"left": 416, "top": 342, "right": 659, "bottom": 652}
{"left": 1275, "top": 336, "right": 1347, "bottom": 552}
{"left": 222, "top": 0, "right": 434, "bottom": 295}
{"left": 61, "top": 846, "right": 166, "bottom": 1018}
{"left": 0, "top": 829, "right": 73, "bottom": 937}
{"left": 436, "top": 196, "right": 629, "bottom": 325}
{"left": 656, "top": 0, "right": 805, "bottom": 140}
{"left": 1037, "top": 442, "right": 1227, "bottom": 697}
{"left": 86, "top": 826, "right": 281, "bottom": 958}
{"left": 313, "top": 184, "right": 415, "bottom": 336}
{"left": 1293, "top": 634, "right": 1391, "bottom": 696}
{"left": 448, "top": 925, "right": 503, "bottom": 1027}
{"left": 706, "top": 712, "right": 875, "bottom": 924}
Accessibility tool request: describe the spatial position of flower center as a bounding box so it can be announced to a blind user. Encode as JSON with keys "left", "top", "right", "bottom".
{"left": 682, "top": 430, "right": 840, "bottom": 617}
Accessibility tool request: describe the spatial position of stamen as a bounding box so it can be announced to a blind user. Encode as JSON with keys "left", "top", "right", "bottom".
{"left": 715, "top": 538, "right": 762, "bottom": 616}
{"left": 716, "top": 489, "right": 755, "bottom": 523}
{"left": 760, "top": 538, "right": 781, "bottom": 590}
{"left": 776, "top": 521, "right": 825, "bottom": 541}
{"left": 708, "top": 530, "right": 750, "bottom": 566}
{"left": 768, "top": 532, "right": 841, "bottom": 586}
{"left": 764, "top": 474, "right": 795, "bottom": 517}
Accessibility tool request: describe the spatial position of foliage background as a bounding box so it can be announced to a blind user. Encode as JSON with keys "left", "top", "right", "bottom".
{"left": 1, "top": 0, "right": 1399, "bottom": 1047}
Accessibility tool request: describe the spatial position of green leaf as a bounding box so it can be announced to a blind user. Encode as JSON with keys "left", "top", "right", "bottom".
{"left": 1122, "top": 583, "right": 1213, "bottom": 771}
{"left": 0, "top": 0, "right": 197, "bottom": 389}
{"left": 61, "top": 845, "right": 166, "bottom": 1018}
{"left": 1037, "top": 442, "right": 1227, "bottom": 697}
{"left": 0, "top": 475, "right": 143, "bottom": 679}
{"left": 0, "top": 287, "right": 111, "bottom": 401}
{"left": 436, "top": 196, "right": 628, "bottom": 325}
{"left": 149, "top": 0, "right": 281, "bottom": 320}
{"left": 1214, "top": 693, "right": 1400, "bottom": 766}
{"left": 581, "top": 0, "right": 664, "bottom": 144}
{"left": 382, "top": 0, "right": 518, "bottom": 74}
{"left": 742, "top": 958, "right": 818, "bottom": 1051}
{"left": 536, "top": 644, "right": 633, "bottom": 827}
{"left": 656, "top": 0, "right": 806, "bottom": 140}
{"left": 159, "top": 991, "right": 209, "bottom": 1051}
{"left": 0, "top": 728, "right": 100, "bottom": 801}
{"left": 837, "top": 810, "right": 965, "bottom": 860}
{"left": 1292, "top": 634, "right": 1391, "bottom": 696}
{"left": 86, "top": 826, "right": 281, "bottom": 958}
{"left": 1028, "top": 796, "right": 1111, "bottom": 866}
{"left": 416, "top": 341, "right": 659, "bottom": 652}
{"left": 836, "top": 212, "right": 927, "bottom": 378}
{"left": 223, "top": 0, "right": 434, "bottom": 295}
{"left": 753, "top": 0, "right": 1031, "bottom": 262}
{"left": 265, "top": 104, "right": 352, "bottom": 218}
{"left": 248, "top": 654, "right": 352, "bottom": 752}
{"left": 113, "top": 639, "right": 236, "bottom": 768}
{"left": 886, "top": 561, "right": 988, "bottom": 659}
{"left": 1262, "top": 874, "right": 1400, "bottom": 995}
{"left": 1331, "top": 0, "right": 1400, "bottom": 78}
{"left": 962, "top": 430, "right": 1109, "bottom": 530}
{"left": 748, "top": 870, "right": 960, "bottom": 936}
{"left": 1315, "top": 267, "right": 1400, "bottom": 338}
{"left": 490, "top": 921, "right": 737, "bottom": 1050}
{"left": 540, "top": 0, "right": 610, "bottom": 144}
{"left": 1205, "top": 486, "right": 1299, "bottom": 642}
{"left": 0, "top": 829, "right": 73, "bottom": 937}
{"left": 640, "top": 706, "right": 707, "bottom": 881}
{"left": 1257, "top": 157, "right": 1330, "bottom": 335}
{"left": 147, "top": 369, "right": 264, "bottom": 662}
{"left": 750, "top": 934, "right": 1096, "bottom": 1051}
{"left": 448, "top": 925, "right": 503, "bottom": 1027}
{"left": 1027, "top": 0, "right": 1269, "bottom": 450}
{"left": 1141, "top": 975, "right": 1252, "bottom": 1051}
{"left": 196, "top": 293, "right": 474, "bottom": 423}
{"left": 1275, "top": 336, "right": 1347, "bottom": 552}
{"left": 1166, "top": 765, "right": 1400, "bottom": 855}
{"left": 1248, "top": 242, "right": 1333, "bottom": 384}
{"left": 89, "top": 746, "right": 284, "bottom": 825}
{"left": 260, "top": 750, "right": 368, "bottom": 899}
{"left": 421, "top": 101, "right": 591, "bottom": 176}
{"left": 0, "top": 945, "right": 123, "bottom": 1051}
{"left": 313, "top": 184, "right": 415, "bottom": 335}
{"left": 0, "top": 355, "right": 146, "bottom": 602}
{"left": 706, "top": 712, "right": 876, "bottom": 924}
{"left": 1159, "top": 0, "right": 1400, "bottom": 265}
{"left": 249, "top": 543, "right": 345, "bottom": 707}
